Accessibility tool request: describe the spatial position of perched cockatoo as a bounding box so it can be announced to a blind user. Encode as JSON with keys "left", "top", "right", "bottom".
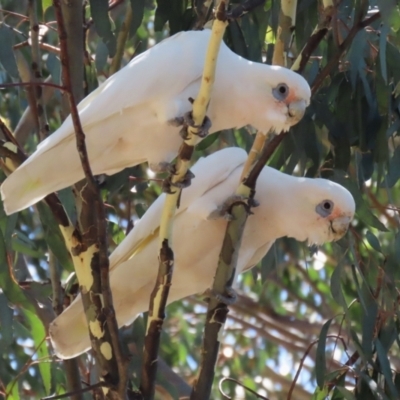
{"left": 50, "top": 147, "right": 355, "bottom": 359}
{"left": 1, "top": 29, "right": 311, "bottom": 215}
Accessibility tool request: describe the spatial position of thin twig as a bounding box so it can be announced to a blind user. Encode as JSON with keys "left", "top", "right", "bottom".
{"left": 0, "top": 81, "right": 66, "bottom": 91}
{"left": 244, "top": 132, "right": 288, "bottom": 188}
{"left": 219, "top": 377, "right": 269, "bottom": 399}
{"left": 41, "top": 381, "right": 108, "bottom": 400}
{"left": 14, "top": 40, "right": 60, "bottom": 55}
{"left": 291, "top": 1, "right": 334, "bottom": 73}
{"left": 287, "top": 335, "right": 348, "bottom": 400}
{"left": 311, "top": 11, "right": 381, "bottom": 93}
{"left": 0, "top": 116, "right": 19, "bottom": 147}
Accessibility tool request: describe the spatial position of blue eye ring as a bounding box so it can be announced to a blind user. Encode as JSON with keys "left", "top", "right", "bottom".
{"left": 273, "top": 83, "right": 289, "bottom": 101}
{"left": 316, "top": 200, "right": 334, "bottom": 217}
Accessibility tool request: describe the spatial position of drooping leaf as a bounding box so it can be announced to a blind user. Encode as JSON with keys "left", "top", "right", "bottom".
{"left": 129, "top": 0, "right": 146, "bottom": 37}
{"left": 89, "top": 0, "right": 117, "bottom": 57}
{"left": 376, "top": 338, "right": 399, "bottom": 399}
{"left": 37, "top": 202, "right": 74, "bottom": 272}
{"left": 23, "top": 309, "right": 51, "bottom": 394}
{"left": 315, "top": 318, "right": 333, "bottom": 388}
{"left": 0, "top": 24, "right": 19, "bottom": 78}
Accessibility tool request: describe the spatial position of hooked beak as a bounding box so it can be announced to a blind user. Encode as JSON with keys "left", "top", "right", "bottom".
{"left": 288, "top": 99, "right": 307, "bottom": 125}
{"left": 330, "top": 215, "right": 352, "bottom": 239}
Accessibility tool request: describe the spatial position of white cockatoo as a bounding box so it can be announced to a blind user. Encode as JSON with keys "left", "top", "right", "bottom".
{"left": 49, "top": 147, "right": 355, "bottom": 359}
{"left": 1, "top": 29, "right": 311, "bottom": 215}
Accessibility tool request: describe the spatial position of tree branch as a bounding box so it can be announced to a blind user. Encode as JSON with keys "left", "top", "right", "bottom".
{"left": 291, "top": 0, "right": 334, "bottom": 74}
{"left": 272, "top": 0, "right": 298, "bottom": 67}
{"left": 109, "top": 1, "right": 133, "bottom": 75}
{"left": 139, "top": 3, "right": 229, "bottom": 399}
{"left": 52, "top": 0, "right": 128, "bottom": 395}
{"left": 311, "top": 11, "right": 381, "bottom": 93}
{"left": 190, "top": 130, "right": 285, "bottom": 399}
{"left": 28, "top": 0, "right": 49, "bottom": 140}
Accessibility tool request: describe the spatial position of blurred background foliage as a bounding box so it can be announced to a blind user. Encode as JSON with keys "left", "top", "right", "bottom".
{"left": 0, "top": 0, "right": 400, "bottom": 399}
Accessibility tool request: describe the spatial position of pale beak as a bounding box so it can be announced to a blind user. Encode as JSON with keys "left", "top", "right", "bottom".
{"left": 331, "top": 215, "right": 352, "bottom": 239}
{"left": 288, "top": 99, "right": 307, "bottom": 125}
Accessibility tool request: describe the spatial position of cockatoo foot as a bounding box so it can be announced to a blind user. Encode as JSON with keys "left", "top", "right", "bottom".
{"left": 308, "top": 244, "right": 319, "bottom": 256}
{"left": 205, "top": 287, "right": 237, "bottom": 305}
{"left": 149, "top": 161, "right": 172, "bottom": 173}
{"left": 162, "top": 168, "right": 195, "bottom": 194}
{"left": 207, "top": 195, "right": 260, "bottom": 220}
{"left": 172, "top": 112, "right": 212, "bottom": 140}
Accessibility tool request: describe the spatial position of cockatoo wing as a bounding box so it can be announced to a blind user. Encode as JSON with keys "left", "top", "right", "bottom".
{"left": 0, "top": 30, "right": 215, "bottom": 214}
{"left": 110, "top": 147, "right": 248, "bottom": 267}
{"left": 36, "top": 30, "right": 209, "bottom": 157}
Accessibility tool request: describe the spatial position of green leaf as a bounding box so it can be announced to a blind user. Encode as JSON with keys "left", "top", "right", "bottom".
{"left": 0, "top": 227, "right": 51, "bottom": 394}
{"left": 154, "top": 0, "right": 186, "bottom": 34}
{"left": 330, "top": 260, "right": 347, "bottom": 307}
{"left": 12, "top": 233, "right": 43, "bottom": 258}
{"left": 379, "top": 24, "right": 390, "bottom": 84}
{"left": 89, "top": 0, "right": 117, "bottom": 57}
{"left": 196, "top": 132, "right": 220, "bottom": 151}
{"left": 95, "top": 40, "right": 109, "bottom": 73}
{"left": 42, "top": 0, "right": 52, "bottom": 12}
{"left": 331, "top": 170, "right": 388, "bottom": 232}
{"left": 387, "top": 146, "right": 400, "bottom": 187}
{"left": 6, "top": 380, "right": 20, "bottom": 400}
{"left": 376, "top": 338, "right": 398, "bottom": 398}
{"left": 0, "top": 24, "right": 19, "bottom": 78}
{"left": 316, "top": 318, "right": 333, "bottom": 388}
{"left": 336, "top": 386, "right": 356, "bottom": 400}
{"left": 359, "top": 372, "right": 391, "bottom": 400}
{"left": 365, "top": 230, "right": 382, "bottom": 253}
{"left": 0, "top": 292, "right": 13, "bottom": 345}
{"left": 129, "top": 0, "right": 146, "bottom": 37}
{"left": 311, "top": 385, "right": 329, "bottom": 400}
{"left": 37, "top": 202, "right": 74, "bottom": 272}
{"left": 360, "top": 283, "right": 378, "bottom": 360}
{"left": 23, "top": 309, "right": 51, "bottom": 394}
{"left": 46, "top": 53, "right": 61, "bottom": 85}
{"left": 0, "top": 229, "right": 33, "bottom": 308}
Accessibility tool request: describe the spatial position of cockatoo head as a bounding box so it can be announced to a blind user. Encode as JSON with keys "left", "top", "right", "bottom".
{"left": 252, "top": 65, "right": 311, "bottom": 133}
{"left": 291, "top": 177, "right": 356, "bottom": 245}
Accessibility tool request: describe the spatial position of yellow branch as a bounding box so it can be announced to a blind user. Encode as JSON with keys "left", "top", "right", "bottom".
{"left": 141, "top": 3, "right": 229, "bottom": 399}
{"left": 158, "top": 14, "right": 229, "bottom": 247}
{"left": 272, "top": 0, "right": 298, "bottom": 67}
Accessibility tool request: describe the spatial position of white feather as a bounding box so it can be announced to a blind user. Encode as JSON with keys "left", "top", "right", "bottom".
{"left": 49, "top": 147, "right": 355, "bottom": 359}
{"left": 1, "top": 29, "right": 311, "bottom": 214}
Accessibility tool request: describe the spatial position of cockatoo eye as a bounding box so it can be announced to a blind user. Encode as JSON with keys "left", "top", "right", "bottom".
{"left": 316, "top": 200, "right": 334, "bottom": 217}
{"left": 273, "top": 83, "right": 289, "bottom": 101}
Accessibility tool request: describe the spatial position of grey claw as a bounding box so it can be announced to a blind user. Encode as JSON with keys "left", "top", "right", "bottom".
{"left": 209, "top": 287, "right": 237, "bottom": 305}
{"left": 176, "top": 112, "right": 212, "bottom": 140}
{"left": 309, "top": 244, "right": 319, "bottom": 256}
{"left": 149, "top": 161, "right": 172, "bottom": 173}
{"left": 249, "top": 198, "right": 260, "bottom": 208}
{"left": 207, "top": 195, "right": 260, "bottom": 220}
{"left": 162, "top": 179, "right": 177, "bottom": 194}
{"left": 168, "top": 117, "right": 185, "bottom": 127}
{"left": 161, "top": 169, "right": 195, "bottom": 194}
